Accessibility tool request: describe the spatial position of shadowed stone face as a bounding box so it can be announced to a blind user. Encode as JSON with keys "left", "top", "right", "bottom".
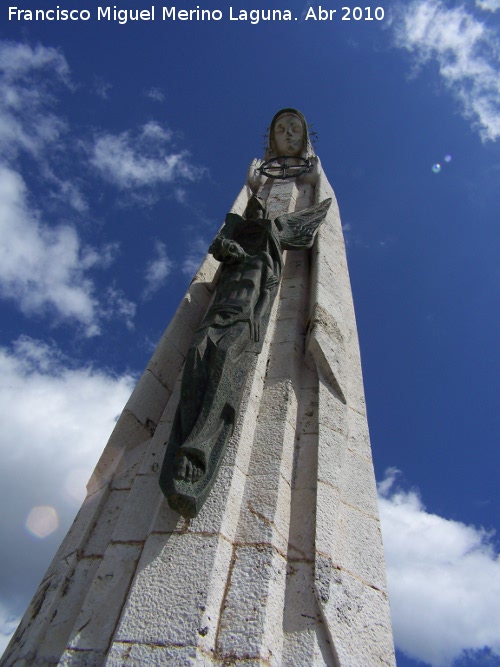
{"left": 272, "top": 113, "right": 304, "bottom": 156}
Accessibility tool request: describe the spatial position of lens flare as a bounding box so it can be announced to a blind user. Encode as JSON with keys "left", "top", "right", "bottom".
{"left": 432, "top": 163, "right": 441, "bottom": 174}
{"left": 25, "top": 506, "right": 59, "bottom": 538}
{"left": 444, "top": 154, "right": 452, "bottom": 162}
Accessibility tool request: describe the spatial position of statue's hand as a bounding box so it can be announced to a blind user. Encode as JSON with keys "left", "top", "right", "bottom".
{"left": 302, "top": 155, "right": 321, "bottom": 184}
{"left": 246, "top": 158, "right": 264, "bottom": 191}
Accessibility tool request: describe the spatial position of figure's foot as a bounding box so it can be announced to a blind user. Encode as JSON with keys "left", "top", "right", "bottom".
{"left": 174, "top": 453, "right": 205, "bottom": 484}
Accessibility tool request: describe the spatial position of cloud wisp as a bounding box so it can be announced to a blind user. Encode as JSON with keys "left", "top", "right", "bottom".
{"left": 379, "top": 468, "right": 500, "bottom": 667}
{"left": 476, "top": 0, "right": 500, "bottom": 12}
{"left": 0, "top": 166, "right": 101, "bottom": 333}
{"left": 0, "top": 41, "right": 70, "bottom": 161}
{"left": 90, "top": 121, "right": 206, "bottom": 190}
{"left": 394, "top": 0, "right": 500, "bottom": 141}
{"left": 143, "top": 240, "right": 173, "bottom": 299}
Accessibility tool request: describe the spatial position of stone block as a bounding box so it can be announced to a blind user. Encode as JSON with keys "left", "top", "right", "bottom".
{"left": 282, "top": 561, "right": 335, "bottom": 666}
{"left": 331, "top": 504, "right": 388, "bottom": 592}
{"left": 317, "top": 566, "right": 396, "bottom": 667}
{"left": 292, "top": 432, "right": 317, "bottom": 491}
{"left": 315, "top": 482, "right": 341, "bottom": 557}
{"left": 0, "top": 567, "right": 67, "bottom": 666}
{"left": 59, "top": 649, "right": 105, "bottom": 666}
{"left": 87, "top": 410, "right": 152, "bottom": 495}
{"left": 35, "top": 555, "right": 102, "bottom": 662}
{"left": 110, "top": 474, "right": 164, "bottom": 543}
{"left": 317, "top": 383, "right": 347, "bottom": 434}
{"left": 113, "top": 533, "right": 231, "bottom": 650}
{"left": 49, "top": 486, "right": 108, "bottom": 566}
{"left": 250, "top": 416, "right": 296, "bottom": 483}
{"left": 111, "top": 436, "right": 151, "bottom": 490}
{"left": 123, "top": 369, "right": 171, "bottom": 432}
{"left": 297, "top": 386, "right": 319, "bottom": 437}
{"left": 279, "top": 275, "right": 308, "bottom": 302}
{"left": 276, "top": 295, "right": 308, "bottom": 328}
{"left": 146, "top": 335, "right": 186, "bottom": 394}
{"left": 152, "top": 463, "right": 246, "bottom": 542}
{"left": 216, "top": 545, "right": 286, "bottom": 664}
{"left": 316, "top": 427, "right": 345, "bottom": 491}
{"left": 287, "top": 488, "right": 317, "bottom": 561}
{"left": 106, "top": 642, "right": 200, "bottom": 666}
{"left": 236, "top": 473, "right": 292, "bottom": 555}
{"left": 338, "top": 449, "right": 380, "bottom": 520}
{"left": 67, "top": 543, "right": 143, "bottom": 651}
{"left": 343, "top": 336, "right": 367, "bottom": 415}
{"left": 272, "top": 307, "right": 306, "bottom": 344}
{"left": 265, "top": 342, "right": 303, "bottom": 383}
{"left": 84, "top": 488, "right": 129, "bottom": 557}
{"left": 345, "top": 406, "right": 371, "bottom": 457}
{"left": 298, "top": 361, "right": 319, "bottom": 391}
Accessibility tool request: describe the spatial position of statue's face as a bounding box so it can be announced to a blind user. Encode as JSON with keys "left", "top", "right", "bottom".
{"left": 272, "top": 113, "right": 304, "bottom": 156}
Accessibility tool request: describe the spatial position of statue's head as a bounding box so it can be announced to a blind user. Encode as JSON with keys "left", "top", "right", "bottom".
{"left": 265, "top": 108, "right": 314, "bottom": 160}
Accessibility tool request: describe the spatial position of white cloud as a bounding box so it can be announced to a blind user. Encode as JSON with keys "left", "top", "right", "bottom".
{"left": 144, "top": 86, "right": 165, "bottom": 102}
{"left": 101, "top": 285, "right": 137, "bottom": 330}
{"left": 94, "top": 77, "right": 112, "bottom": 99}
{"left": 0, "top": 166, "right": 136, "bottom": 334}
{"left": 0, "top": 166, "right": 99, "bottom": 331}
{"left": 0, "top": 41, "right": 70, "bottom": 159}
{"left": 0, "top": 602, "right": 20, "bottom": 657}
{"left": 90, "top": 121, "right": 205, "bottom": 190}
{"left": 0, "top": 41, "right": 69, "bottom": 80}
{"left": 476, "top": 0, "right": 500, "bottom": 12}
{"left": 0, "top": 337, "right": 136, "bottom": 650}
{"left": 143, "top": 240, "right": 173, "bottom": 299}
{"left": 394, "top": 0, "right": 500, "bottom": 141}
{"left": 379, "top": 469, "right": 500, "bottom": 667}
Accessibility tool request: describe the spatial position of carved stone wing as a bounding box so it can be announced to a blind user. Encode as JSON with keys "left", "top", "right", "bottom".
{"left": 276, "top": 198, "right": 332, "bottom": 250}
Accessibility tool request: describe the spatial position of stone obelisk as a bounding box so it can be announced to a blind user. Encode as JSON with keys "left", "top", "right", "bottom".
{"left": 2, "top": 110, "right": 396, "bottom": 667}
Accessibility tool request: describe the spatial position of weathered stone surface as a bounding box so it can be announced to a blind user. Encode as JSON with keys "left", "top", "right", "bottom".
{"left": 109, "top": 474, "right": 163, "bottom": 543}
{"left": 35, "top": 556, "right": 102, "bottom": 663}
{"left": 317, "top": 566, "right": 395, "bottom": 667}
{"left": 113, "top": 533, "right": 231, "bottom": 650}
{"left": 216, "top": 545, "right": 287, "bottom": 664}
{"left": 282, "top": 561, "right": 336, "bottom": 666}
{"left": 345, "top": 405, "right": 372, "bottom": 458}
{"left": 106, "top": 642, "right": 199, "bottom": 666}
{"left": 331, "top": 505, "right": 388, "bottom": 593}
{"left": 337, "top": 448, "right": 381, "bottom": 519}
{"left": 123, "top": 369, "right": 171, "bottom": 432}
{"left": 153, "top": 462, "right": 245, "bottom": 540}
{"left": 111, "top": 436, "right": 152, "bottom": 490}
{"left": 87, "top": 410, "right": 152, "bottom": 495}
{"left": 83, "top": 489, "right": 129, "bottom": 556}
{"left": 59, "top": 649, "right": 106, "bottom": 667}
{"left": 287, "top": 487, "right": 317, "bottom": 560}
{"left": 67, "top": 543, "right": 142, "bottom": 651}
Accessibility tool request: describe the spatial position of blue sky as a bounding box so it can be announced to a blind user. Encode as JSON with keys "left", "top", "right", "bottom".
{"left": 0, "top": 1, "right": 499, "bottom": 665}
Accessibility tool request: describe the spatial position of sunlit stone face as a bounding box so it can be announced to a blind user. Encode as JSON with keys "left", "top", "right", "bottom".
{"left": 272, "top": 113, "right": 304, "bottom": 156}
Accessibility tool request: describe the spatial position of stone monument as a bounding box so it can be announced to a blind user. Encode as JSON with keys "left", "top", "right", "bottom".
{"left": 1, "top": 109, "right": 396, "bottom": 666}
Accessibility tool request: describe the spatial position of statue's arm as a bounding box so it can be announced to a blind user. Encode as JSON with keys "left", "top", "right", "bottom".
{"left": 246, "top": 158, "right": 265, "bottom": 192}
{"left": 251, "top": 254, "right": 278, "bottom": 342}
